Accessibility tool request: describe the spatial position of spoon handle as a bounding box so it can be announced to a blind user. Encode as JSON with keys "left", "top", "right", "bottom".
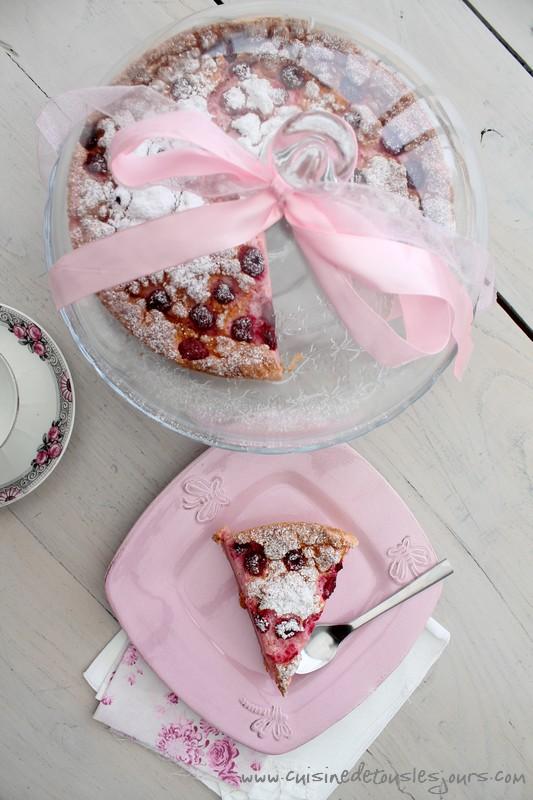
{"left": 343, "top": 558, "right": 453, "bottom": 637}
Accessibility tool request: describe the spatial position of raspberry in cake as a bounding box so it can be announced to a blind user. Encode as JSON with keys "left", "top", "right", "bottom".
{"left": 68, "top": 17, "right": 453, "bottom": 380}
{"left": 214, "top": 522, "right": 357, "bottom": 695}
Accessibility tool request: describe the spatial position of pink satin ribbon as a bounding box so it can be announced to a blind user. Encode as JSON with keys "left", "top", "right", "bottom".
{"left": 50, "top": 110, "right": 474, "bottom": 375}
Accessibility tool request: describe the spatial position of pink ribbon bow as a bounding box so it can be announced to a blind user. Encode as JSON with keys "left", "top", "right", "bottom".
{"left": 50, "top": 110, "right": 476, "bottom": 375}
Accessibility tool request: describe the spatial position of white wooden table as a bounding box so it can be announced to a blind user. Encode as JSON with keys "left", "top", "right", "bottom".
{"left": 1, "top": 1, "right": 532, "bottom": 798}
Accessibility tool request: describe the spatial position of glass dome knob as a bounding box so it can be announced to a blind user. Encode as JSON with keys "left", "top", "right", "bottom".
{"left": 271, "top": 110, "right": 358, "bottom": 192}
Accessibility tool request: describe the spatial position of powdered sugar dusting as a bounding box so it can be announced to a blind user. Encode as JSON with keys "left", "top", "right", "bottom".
{"left": 80, "top": 218, "right": 115, "bottom": 239}
{"left": 304, "top": 80, "right": 320, "bottom": 99}
{"left": 348, "top": 104, "right": 382, "bottom": 142}
{"left": 223, "top": 86, "right": 246, "bottom": 112}
{"left": 176, "top": 95, "right": 209, "bottom": 113}
{"left": 253, "top": 526, "right": 299, "bottom": 559}
{"left": 275, "top": 618, "right": 304, "bottom": 639}
{"left": 165, "top": 250, "right": 241, "bottom": 304}
{"left": 232, "top": 113, "right": 262, "bottom": 146}
{"left": 232, "top": 104, "right": 302, "bottom": 154}
{"left": 201, "top": 337, "right": 280, "bottom": 379}
{"left": 275, "top": 659, "right": 300, "bottom": 693}
{"left": 249, "top": 571, "right": 318, "bottom": 618}
{"left": 166, "top": 256, "right": 216, "bottom": 303}
{"left": 128, "top": 185, "right": 177, "bottom": 219}
{"left": 421, "top": 194, "right": 454, "bottom": 228}
{"left": 75, "top": 178, "right": 112, "bottom": 215}
{"left": 363, "top": 155, "right": 408, "bottom": 196}
{"left": 345, "top": 53, "right": 372, "bottom": 86}
{"left": 241, "top": 76, "right": 286, "bottom": 115}
{"left": 315, "top": 545, "right": 342, "bottom": 572}
{"left": 228, "top": 522, "right": 356, "bottom": 615}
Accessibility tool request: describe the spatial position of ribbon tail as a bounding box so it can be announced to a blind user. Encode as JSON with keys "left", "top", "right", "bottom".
{"left": 291, "top": 219, "right": 473, "bottom": 377}
{"left": 294, "top": 233, "right": 446, "bottom": 368}
{"left": 50, "top": 192, "right": 281, "bottom": 308}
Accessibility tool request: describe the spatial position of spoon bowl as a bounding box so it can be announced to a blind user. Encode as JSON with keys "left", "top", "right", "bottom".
{"left": 297, "top": 559, "right": 454, "bottom": 675}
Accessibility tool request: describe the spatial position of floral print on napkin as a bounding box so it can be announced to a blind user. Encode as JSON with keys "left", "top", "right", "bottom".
{"left": 94, "top": 644, "right": 261, "bottom": 788}
{"left": 157, "top": 720, "right": 240, "bottom": 784}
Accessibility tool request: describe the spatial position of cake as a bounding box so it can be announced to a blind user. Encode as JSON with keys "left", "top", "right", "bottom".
{"left": 214, "top": 521, "right": 357, "bottom": 694}
{"left": 68, "top": 17, "right": 453, "bottom": 380}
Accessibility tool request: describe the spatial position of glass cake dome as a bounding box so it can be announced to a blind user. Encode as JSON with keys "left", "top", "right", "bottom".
{"left": 45, "top": 0, "right": 487, "bottom": 452}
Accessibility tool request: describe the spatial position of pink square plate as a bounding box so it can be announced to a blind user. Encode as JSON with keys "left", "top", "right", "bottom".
{"left": 106, "top": 444, "right": 441, "bottom": 754}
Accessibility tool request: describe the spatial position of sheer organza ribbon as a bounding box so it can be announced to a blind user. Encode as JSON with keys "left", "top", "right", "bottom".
{"left": 48, "top": 109, "right": 483, "bottom": 376}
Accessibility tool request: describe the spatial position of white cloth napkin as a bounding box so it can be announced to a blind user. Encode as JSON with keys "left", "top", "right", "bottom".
{"left": 84, "top": 620, "right": 449, "bottom": 800}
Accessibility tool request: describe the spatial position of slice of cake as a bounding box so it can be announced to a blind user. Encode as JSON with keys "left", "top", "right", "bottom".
{"left": 214, "top": 522, "right": 357, "bottom": 695}
{"left": 95, "top": 235, "right": 283, "bottom": 379}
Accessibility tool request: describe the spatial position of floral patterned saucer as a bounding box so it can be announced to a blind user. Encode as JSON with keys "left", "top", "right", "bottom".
{"left": 0, "top": 304, "right": 75, "bottom": 507}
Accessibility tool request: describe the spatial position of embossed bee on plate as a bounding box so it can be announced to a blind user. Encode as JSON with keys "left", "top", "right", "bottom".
{"left": 239, "top": 698, "right": 292, "bottom": 741}
{"left": 182, "top": 475, "right": 229, "bottom": 523}
{"left": 386, "top": 535, "right": 432, "bottom": 584}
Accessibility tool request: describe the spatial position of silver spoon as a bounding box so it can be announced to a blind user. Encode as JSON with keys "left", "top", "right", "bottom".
{"left": 297, "top": 558, "right": 453, "bottom": 674}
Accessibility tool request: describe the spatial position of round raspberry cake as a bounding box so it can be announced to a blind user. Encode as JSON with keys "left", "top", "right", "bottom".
{"left": 68, "top": 16, "right": 453, "bottom": 380}
{"left": 214, "top": 521, "right": 357, "bottom": 695}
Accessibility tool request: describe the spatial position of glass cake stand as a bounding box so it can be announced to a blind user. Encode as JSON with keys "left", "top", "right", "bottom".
{"left": 45, "top": 1, "right": 487, "bottom": 453}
